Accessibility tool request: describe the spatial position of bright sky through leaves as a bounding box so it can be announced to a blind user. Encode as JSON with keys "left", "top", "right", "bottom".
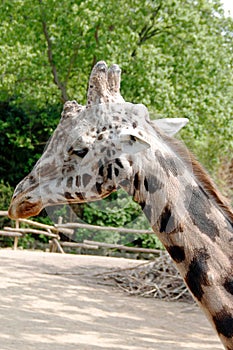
{"left": 222, "top": 0, "right": 233, "bottom": 16}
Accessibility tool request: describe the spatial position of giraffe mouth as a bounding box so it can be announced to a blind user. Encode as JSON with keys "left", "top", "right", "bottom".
{"left": 8, "top": 197, "right": 43, "bottom": 219}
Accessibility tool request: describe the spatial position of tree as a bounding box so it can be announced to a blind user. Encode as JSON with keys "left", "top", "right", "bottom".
{"left": 0, "top": 0, "right": 232, "bottom": 183}
{"left": 0, "top": 0, "right": 232, "bottom": 247}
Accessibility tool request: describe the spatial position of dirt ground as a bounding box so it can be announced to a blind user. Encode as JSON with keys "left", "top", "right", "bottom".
{"left": 0, "top": 250, "right": 224, "bottom": 350}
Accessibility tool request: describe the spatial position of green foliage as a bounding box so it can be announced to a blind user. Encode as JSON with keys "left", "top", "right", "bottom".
{"left": 0, "top": 181, "right": 13, "bottom": 209}
{"left": 17, "top": 232, "right": 49, "bottom": 250}
{"left": 0, "top": 181, "right": 14, "bottom": 247}
{"left": 0, "top": 101, "right": 61, "bottom": 185}
{"left": 74, "top": 190, "right": 144, "bottom": 244}
{"left": 71, "top": 190, "right": 163, "bottom": 248}
{"left": 83, "top": 191, "right": 142, "bottom": 227}
{"left": 1, "top": 0, "right": 232, "bottom": 181}
{"left": 0, "top": 181, "right": 13, "bottom": 227}
{"left": 18, "top": 234, "right": 35, "bottom": 250}
{"left": 128, "top": 234, "right": 165, "bottom": 250}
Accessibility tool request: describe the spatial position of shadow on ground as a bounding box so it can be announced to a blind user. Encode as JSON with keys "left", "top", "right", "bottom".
{"left": 0, "top": 250, "right": 223, "bottom": 350}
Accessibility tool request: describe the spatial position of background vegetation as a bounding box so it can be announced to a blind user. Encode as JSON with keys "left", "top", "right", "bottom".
{"left": 0, "top": 0, "right": 232, "bottom": 249}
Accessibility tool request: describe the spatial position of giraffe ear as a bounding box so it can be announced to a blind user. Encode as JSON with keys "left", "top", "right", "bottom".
{"left": 119, "top": 129, "right": 150, "bottom": 154}
{"left": 151, "top": 118, "right": 189, "bottom": 136}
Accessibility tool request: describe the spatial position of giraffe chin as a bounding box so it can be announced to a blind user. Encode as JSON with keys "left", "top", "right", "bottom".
{"left": 8, "top": 200, "right": 43, "bottom": 220}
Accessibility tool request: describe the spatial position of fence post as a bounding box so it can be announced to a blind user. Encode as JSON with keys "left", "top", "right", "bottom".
{"left": 13, "top": 219, "right": 19, "bottom": 250}
{"left": 50, "top": 216, "right": 63, "bottom": 253}
{"left": 58, "top": 216, "right": 63, "bottom": 226}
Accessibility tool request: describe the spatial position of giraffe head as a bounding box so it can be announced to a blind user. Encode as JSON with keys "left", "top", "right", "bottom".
{"left": 8, "top": 61, "right": 187, "bottom": 219}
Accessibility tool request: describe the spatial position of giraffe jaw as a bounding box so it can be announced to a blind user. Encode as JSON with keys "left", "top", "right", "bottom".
{"left": 8, "top": 184, "right": 118, "bottom": 220}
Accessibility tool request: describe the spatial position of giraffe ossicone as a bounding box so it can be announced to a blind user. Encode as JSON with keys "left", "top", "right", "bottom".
{"left": 8, "top": 61, "right": 233, "bottom": 350}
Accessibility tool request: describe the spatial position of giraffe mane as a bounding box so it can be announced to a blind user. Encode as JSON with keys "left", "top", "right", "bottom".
{"left": 159, "top": 132, "right": 233, "bottom": 224}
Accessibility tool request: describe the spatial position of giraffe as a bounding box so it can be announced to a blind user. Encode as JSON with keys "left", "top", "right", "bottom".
{"left": 8, "top": 61, "right": 233, "bottom": 350}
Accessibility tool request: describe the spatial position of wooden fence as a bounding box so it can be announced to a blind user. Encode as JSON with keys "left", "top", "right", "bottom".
{"left": 0, "top": 211, "right": 160, "bottom": 255}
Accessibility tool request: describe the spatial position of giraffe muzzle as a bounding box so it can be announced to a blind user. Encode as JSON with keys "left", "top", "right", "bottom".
{"left": 8, "top": 196, "right": 43, "bottom": 219}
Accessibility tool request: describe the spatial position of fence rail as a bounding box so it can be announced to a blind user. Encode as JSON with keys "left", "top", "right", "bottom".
{"left": 0, "top": 211, "right": 8, "bottom": 216}
{"left": 55, "top": 222, "right": 153, "bottom": 235}
{"left": 0, "top": 211, "right": 157, "bottom": 256}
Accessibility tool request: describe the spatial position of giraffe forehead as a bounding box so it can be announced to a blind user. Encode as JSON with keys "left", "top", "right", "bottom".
{"left": 46, "top": 102, "right": 153, "bottom": 157}
{"left": 70, "top": 118, "right": 147, "bottom": 144}
{"left": 69, "top": 102, "right": 149, "bottom": 131}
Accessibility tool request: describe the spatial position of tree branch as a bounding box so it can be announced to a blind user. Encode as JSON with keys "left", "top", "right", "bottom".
{"left": 131, "top": 3, "right": 167, "bottom": 57}
{"left": 65, "top": 44, "right": 80, "bottom": 84}
{"left": 92, "top": 25, "right": 100, "bottom": 69}
{"left": 38, "top": 0, "right": 68, "bottom": 102}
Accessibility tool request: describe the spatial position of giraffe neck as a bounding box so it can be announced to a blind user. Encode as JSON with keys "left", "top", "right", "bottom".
{"left": 121, "top": 152, "right": 233, "bottom": 349}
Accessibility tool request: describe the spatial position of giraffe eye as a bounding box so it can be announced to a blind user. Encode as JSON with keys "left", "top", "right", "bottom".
{"left": 68, "top": 147, "right": 89, "bottom": 158}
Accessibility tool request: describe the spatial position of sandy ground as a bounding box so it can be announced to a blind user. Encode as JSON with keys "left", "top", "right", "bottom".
{"left": 0, "top": 250, "right": 224, "bottom": 350}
